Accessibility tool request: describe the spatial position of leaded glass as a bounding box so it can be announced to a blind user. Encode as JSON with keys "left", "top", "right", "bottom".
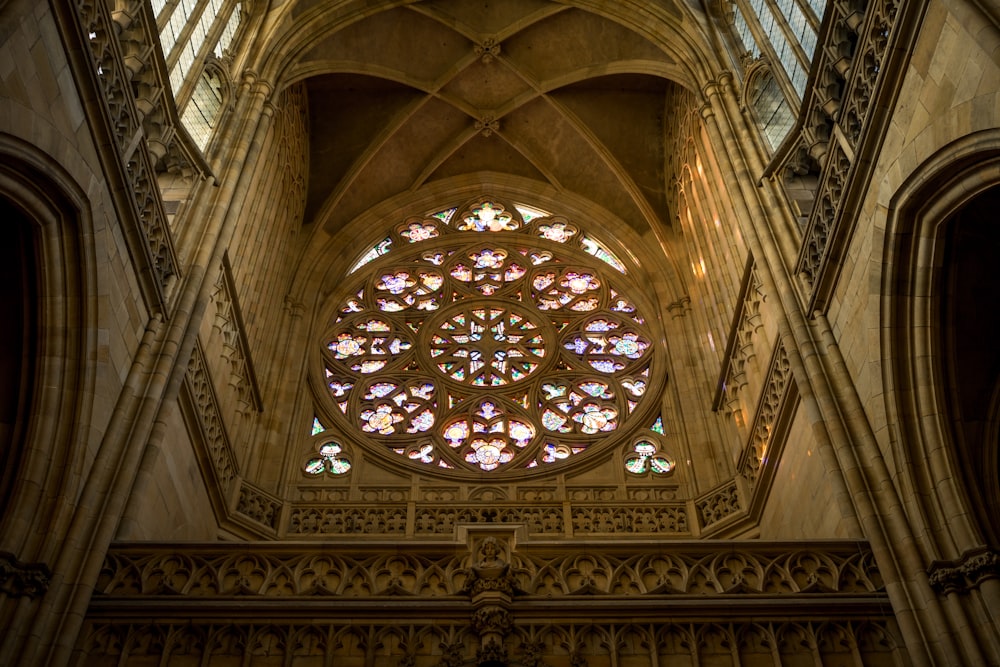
{"left": 319, "top": 197, "right": 664, "bottom": 475}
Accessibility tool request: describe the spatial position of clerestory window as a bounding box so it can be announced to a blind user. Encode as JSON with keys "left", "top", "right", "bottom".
{"left": 152, "top": 0, "right": 243, "bottom": 151}
{"left": 311, "top": 198, "right": 669, "bottom": 477}
{"left": 728, "top": 0, "right": 827, "bottom": 150}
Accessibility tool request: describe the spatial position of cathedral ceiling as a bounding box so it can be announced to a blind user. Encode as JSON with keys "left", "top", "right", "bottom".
{"left": 254, "top": 1, "right": 715, "bottom": 240}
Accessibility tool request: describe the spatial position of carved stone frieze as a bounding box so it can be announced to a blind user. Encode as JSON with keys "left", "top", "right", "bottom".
{"left": 74, "top": 0, "right": 179, "bottom": 304}
{"left": 290, "top": 505, "right": 409, "bottom": 534}
{"left": 571, "top": 504, "right": 689, "bottom": 534}
{"left": 840, "top": 0, "right": 901, "bottom": 145}
{"left": 287, "top": 502, "right": 693, "bottom": 537}
{"left": 798, "top": 143, "right": 851, "bottom": 288}
{"left": 83, "top": 544, "right": 893, "bottom": 667}
{"left": 761, "top": 0, "right": 905, "bottom": 303}
{"left": 93, "top": 542, "right": 883, "bottom": 601}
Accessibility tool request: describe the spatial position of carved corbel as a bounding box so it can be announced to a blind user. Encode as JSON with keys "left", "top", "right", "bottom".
{"left": 464, "top": 536, "right": 517, "bottom": 666}
{"left": 927, "top": 547, "right": 1000, "bottom": 595}
{"left": 0, "top": 551, "right": 51, "bottom": 598}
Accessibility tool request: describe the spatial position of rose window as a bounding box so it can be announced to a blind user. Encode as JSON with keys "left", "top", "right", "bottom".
{"left": 320, "top": 198, "right": 662, "bottom": 475}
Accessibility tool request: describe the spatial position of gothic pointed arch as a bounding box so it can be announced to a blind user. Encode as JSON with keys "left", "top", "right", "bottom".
{"left": 881, "top": 130, "right": 1000, "bottom": 553}
{"left": 0, "top": 135, "right": 96, "bottom": 570}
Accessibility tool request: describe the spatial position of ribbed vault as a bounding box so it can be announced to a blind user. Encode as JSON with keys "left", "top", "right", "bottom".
{"left": 246, "top": 0, "right": 718, "bottom": 246}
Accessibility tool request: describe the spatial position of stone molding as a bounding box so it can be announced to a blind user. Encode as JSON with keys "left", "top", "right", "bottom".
{"left": 714, "top": 257, "right": 764, "bottom": 414}
{"left": 78, "top": 618, "right": 902, "bottom": 666}
{"left": 762, "top": 0, "right": 908, "bottom": 308}
{"left": 183, "top": 341, "right": 239, "bottom": 496}
{"left": 211, "top": 254, "right": 263, "bottom": 414}
{"left": 0, "top": 552, "right": 50, "bottom": 599}
{"left": 69, "top": 0, "right": 182, "bottom": 310}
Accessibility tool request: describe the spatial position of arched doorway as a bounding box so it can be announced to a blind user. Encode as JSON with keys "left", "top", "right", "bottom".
{"left": 0, "top": 197, "right": 37, "bottom": 525}
{"left": 939, "top": 184, "right": 1000, "bottom": 546}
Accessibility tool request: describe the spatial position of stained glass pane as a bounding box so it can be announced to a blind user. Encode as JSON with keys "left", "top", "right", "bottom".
{"left": 457, "top": 201, "right": 518, "bottom": 232}
{"left": 581, "top": 236, "right": 626, "bottom": 273}
{"left": 515, "top": 204, "right": 550, "bottom": 223}
{"left": 350, "top": 237, "right": 393, "bottom": 273}
{"left": 431, "top": 207, "right": 458, "bottom": 224}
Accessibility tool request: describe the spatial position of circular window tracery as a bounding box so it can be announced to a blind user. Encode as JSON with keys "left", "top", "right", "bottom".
{"left": 320, "top": 197, "right": 662, "bottom": 475}
{"left": 428, "top": 302, "right": 551, "bottom": 387}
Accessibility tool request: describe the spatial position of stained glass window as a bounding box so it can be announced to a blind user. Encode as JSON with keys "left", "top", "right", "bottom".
{"left": 624, "top": 439, "right": 674, "bottom": 475}
{"left": 321, "top": 197, "right": 663, "bottom": 475}
{"left": 304, "top": 441, "right": 352, "bottom": 475}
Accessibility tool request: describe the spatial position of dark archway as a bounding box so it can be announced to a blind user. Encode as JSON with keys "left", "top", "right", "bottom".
{"left": 940, "top": 185, "right": 1000, "bottom": 546}
{"left": 881, "top": 133, "right": 1000, "bottom": 560}
{"left": 0, "top": 197, "right": 38, "bottom": 521}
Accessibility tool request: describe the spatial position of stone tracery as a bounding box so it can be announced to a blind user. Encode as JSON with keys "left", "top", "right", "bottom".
{"left": 318, "top": 197, "right": 663, "bottom": 475}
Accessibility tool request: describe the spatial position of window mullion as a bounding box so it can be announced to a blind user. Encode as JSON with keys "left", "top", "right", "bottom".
{"left": 761, "top": 0, "right": 811, "bottom": 92}
{"left": 732, "top": 0, "right": 801, "bottom": 108}
{"left": 794, "top": 0, "right": 824, "bottom": 30}
{"left": 173, "top": 0, "right": 239, "bottom": 110}
{"left": 166, "top": 0, "right": 208, "bottom": 68}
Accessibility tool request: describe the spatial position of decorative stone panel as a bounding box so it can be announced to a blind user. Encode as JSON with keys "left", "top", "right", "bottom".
{"left": 285, "top": 502, "right": 692, "bottom": 537}
{"left": 739, "top": 342, "right": 792, "bottom": 486}
{"left": 696, "top": 480, "right": 742, "bottom": 528}
{"left": 184, "top": 343, "right": 238, "bottom": 493}
{"left": 86, "top": 541, "right": 893, "bottom": 664}
{"left": 77, "top": 619, "right": 903, "bottom": 666}
{"left": 235, "top": 481, "right": 282, "bottom": 530}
